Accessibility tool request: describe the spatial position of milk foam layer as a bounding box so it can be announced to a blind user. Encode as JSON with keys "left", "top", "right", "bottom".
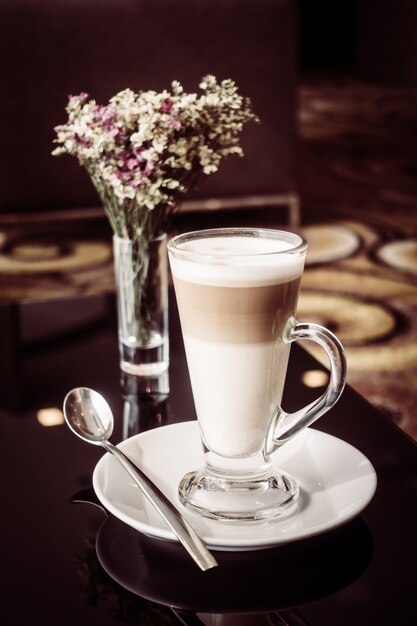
{"left": 169, "top": 236, "right": 305, "bottom": 286}
{"left": 184, "top": 335, "right": 291, "bottom": 458}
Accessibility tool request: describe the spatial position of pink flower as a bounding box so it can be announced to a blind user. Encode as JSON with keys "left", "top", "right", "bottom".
{"left": 160, "top": 98, "right": 173, "bottom": 112}
{"left": 143, "top": 160, "right": 154, "bottom": 176}
{"left": 100, "top": 104, "right": 117, "bottom": 126}
{"left": 126, "top": 157, "right": 141, "bottom": 171}
{"left": 169, "top": 119, "right": 182, "bottom": 130}
{"left": 68, "top": 92, "right": 89, "bottom": 106}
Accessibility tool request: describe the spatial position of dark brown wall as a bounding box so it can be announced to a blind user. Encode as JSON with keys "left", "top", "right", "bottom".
{"left": 0, "top": 0, "right": 298, "bottom": 214}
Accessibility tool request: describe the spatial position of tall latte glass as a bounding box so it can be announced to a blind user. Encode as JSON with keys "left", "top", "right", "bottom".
{"left": 168, "top": 228, "right": 346, "bottom": 521}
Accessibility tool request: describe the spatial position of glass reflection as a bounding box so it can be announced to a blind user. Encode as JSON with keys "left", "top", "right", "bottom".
{"left": 120, "top": 371, "right": 170, "bottom": 439}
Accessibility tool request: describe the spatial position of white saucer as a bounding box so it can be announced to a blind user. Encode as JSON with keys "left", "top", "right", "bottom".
{"left": 92, "top": 421, "right": 377, "bottom": 551}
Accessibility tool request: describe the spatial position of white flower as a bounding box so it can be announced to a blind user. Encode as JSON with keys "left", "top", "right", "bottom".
{"left": 52, "top": 75, "right": 259, "bottom": 238}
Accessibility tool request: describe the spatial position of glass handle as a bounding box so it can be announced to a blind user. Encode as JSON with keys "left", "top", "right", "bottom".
{"left": 266, "top": 317, "right": 347, "bottom": 454}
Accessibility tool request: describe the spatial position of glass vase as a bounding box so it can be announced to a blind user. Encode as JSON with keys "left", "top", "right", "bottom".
{"left": 113, "top": 233, "right": 169, "bottom": 392}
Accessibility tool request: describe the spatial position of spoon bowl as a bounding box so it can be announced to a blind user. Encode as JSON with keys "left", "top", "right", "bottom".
{"left": 63, "top": 386, "right": 217, "bottom": 571}
{"left": 64, "top": 387, "right": 114, "bottom": 444}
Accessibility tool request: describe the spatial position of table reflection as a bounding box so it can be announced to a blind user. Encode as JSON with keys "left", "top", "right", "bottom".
{"left": 95, "top": 514, "right": 373, "bottom": 614}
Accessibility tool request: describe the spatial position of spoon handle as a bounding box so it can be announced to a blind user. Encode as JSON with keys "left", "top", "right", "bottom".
{"left": 103, "top": 441, "right": 218, "bottom": 571}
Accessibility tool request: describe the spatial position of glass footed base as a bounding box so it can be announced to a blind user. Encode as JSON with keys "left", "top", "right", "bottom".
{"left": 178, "top": 467, "right": 299, "bottom": 521}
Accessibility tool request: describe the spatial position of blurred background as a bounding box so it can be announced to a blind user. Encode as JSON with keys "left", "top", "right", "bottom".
{"left": 0, "top": 0, "right": 416, "bottom": 439}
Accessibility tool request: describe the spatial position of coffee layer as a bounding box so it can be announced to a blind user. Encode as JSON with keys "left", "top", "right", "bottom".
{"left": 173, "top": 277, "right": 301, "bottom": 343}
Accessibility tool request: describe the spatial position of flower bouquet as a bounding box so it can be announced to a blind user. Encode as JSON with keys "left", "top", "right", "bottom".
{"left": 52, "top": 76, "right": 258, "bottom": 384}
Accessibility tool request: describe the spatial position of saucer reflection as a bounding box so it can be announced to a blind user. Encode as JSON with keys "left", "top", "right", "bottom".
{"left": 95, "top": 513, "right": 373, "bottom": 615}
{"left": 172, "top": 608, "right": 310, "bottom": 625}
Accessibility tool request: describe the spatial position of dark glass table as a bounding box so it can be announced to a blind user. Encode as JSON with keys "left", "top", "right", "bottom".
{"left": 1, "top": 290, "right": 416, "bottom": 625}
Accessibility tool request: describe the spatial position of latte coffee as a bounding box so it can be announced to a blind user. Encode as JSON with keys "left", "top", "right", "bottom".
{"left": 168, "top": 228, "right": 346, "bottom": 521}
{"left": 169, "top": 235, "right": 304, "bottom": 458}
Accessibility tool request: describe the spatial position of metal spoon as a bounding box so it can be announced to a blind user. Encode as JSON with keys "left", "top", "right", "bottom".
{"left": 63, "top": 387, "right": 218, "bottom": 571}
